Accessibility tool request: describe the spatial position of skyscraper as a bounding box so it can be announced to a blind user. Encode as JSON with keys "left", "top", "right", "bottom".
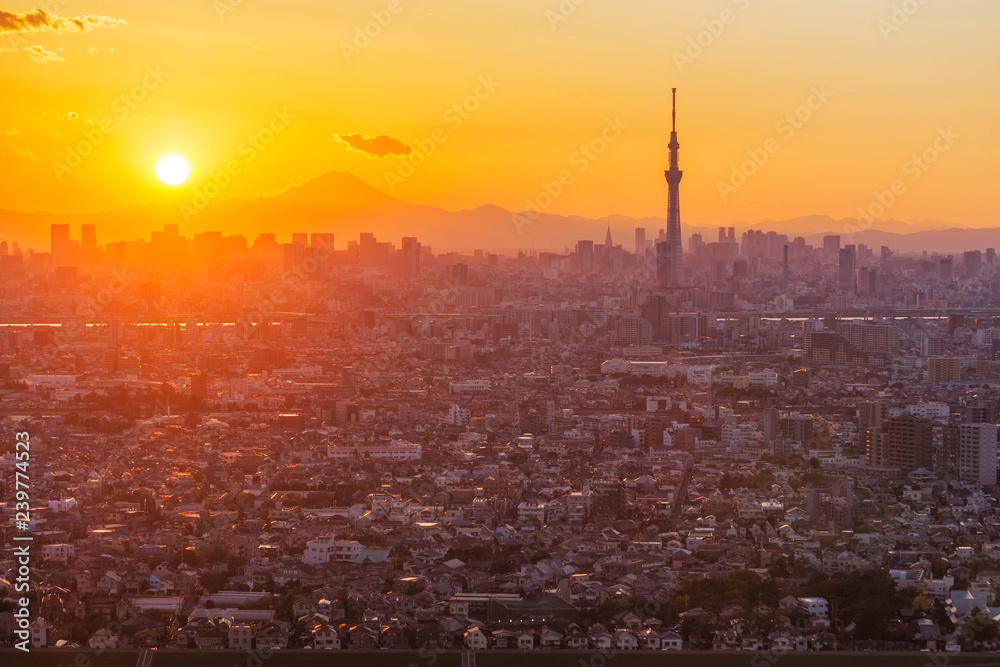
{"left": 51, "top": 223, "right": 70, "bottom": 262}
{"left": 577, "top": 239, "right": 594, "bottom": 273}
{"left": 81, "top": 224, "right": 97, "bottom": 252}
{"left": 634, "top": 227, "right": 646, "bottom": 256}
{"left": 655, "top": 241, "right": 672, "bottom": 288}
{"left": 838, "top": 245, "right": 856, "bottom": 294}
{"left": 664, "top": 88, "right": 683, "bottom": 283}
{"left": 823, "top": 235, "right": 841, "bottom": 257}
{"left": 401, "top": 236, "right": 421, "bottom": 279}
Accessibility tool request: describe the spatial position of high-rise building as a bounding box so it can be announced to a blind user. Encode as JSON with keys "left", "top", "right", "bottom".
{"left": 359, "top": 232, "right": 377, "bottom": 266}
{"left": 664, "top": 88, "right": 683, "bottom": 282}
{"left": 877, "top": 414, "right": 933, "bottom": 472}
{"left": 763, "top": 408, "right": 780, "bottom": 445}
{"left": 926, "top": 356, "right": 961, "bottom": 384}
{"left": 400, "top": 236, "right": 421, "bottom": 280}
{"left": 959, "top": 423, "right": 998, "bottom": 487}
{"left": 780, "top": 414, "right": 814, "bottom": 450}
{"left": 576, "top": 240, "right": 594, "bottom": 273}
{"left": 964, "top": 250, "right": 982, "bottom": 278}
{"left": 654, "top": 242, "right": 673, "bottom": 288}
{"left": 612, "top": 315, "right": 652, "bottom": 346}
{"left": 51, "top": 223, "right": 70, "bottom": 261}
{"left": 836, "top": 321, "right": 899, "bottom": 358}
{"left": 81, "top": 224, "right": 97, "bottom": 251}
{"left": 838, "top": 245, "right": 856, "bottom": 293}
{"left": 452, "top": 263, "right": 469, "bottom": 286}
{"left": 823, "top": 235, "right": 841, "bottom": 257}
{"left": 190, "top": 372, "right": 209, "bottom": 400}
{"left": 634, "top": 227, "right": 646, "bottom": 256}
{"left": 858, "top": 401, "right": 886, "bottom": 458}
{"left": 921, "top": 336, "right": 946, "bottom": 357}
{"left": 939, "top": 257, "right": 953, "bottom": 280}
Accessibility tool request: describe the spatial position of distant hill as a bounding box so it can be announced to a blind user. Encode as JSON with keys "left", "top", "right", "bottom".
{"left": 1, "top": 171, "right": 997, "bottom": 254}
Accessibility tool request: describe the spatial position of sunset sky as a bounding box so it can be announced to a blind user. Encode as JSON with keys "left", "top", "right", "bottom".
{"left": 1, "top": 0, "right": 999, "bottom": 229}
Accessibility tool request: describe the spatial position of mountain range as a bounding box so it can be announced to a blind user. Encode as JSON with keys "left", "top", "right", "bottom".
{"left": 1, "top": 171, "right": 997, "bottom": 255}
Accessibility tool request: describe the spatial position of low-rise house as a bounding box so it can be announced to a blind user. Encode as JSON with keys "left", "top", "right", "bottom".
{"left": 88, "top": 627, "right": 121, "bottom": 649}
{"left": 539, "top": 626, "right": 562, "bottom": 649}
{"left": 464, "top": 626, "right": 488, "bottom": 650}
{"left": 588, "top": 623, "right": 612, "bottom": 649}
{"left": 614, "top": 629, "right": 639, "bottom": 650}
{"left": 347, "top": 624, "right": 379, "bottom": 649}
{"left": 659, "top": 630, "right": 683, "bottom": 650}
{"left": 312, "top": 623, "right": 341, "bottom": 649}
{"left": 255, "top": 621, "right": 289, "bottom": 649}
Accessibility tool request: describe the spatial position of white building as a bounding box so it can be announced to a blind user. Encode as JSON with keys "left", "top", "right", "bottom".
{"left": 48, "top": 496, "right": 78, "bottom": 512}
{"left": 327, "top": 441, "right": 422, "bottom": 461}
{"left": 447, "top": 404, "right": 471, "bottom": 426}
{"left": 686, "top": 365, "right": 713, "bottom": 387}
{"left": 909, "top": 402, "right": 951, "bottom": 420}
{"left": 600, "top": 359, "right": 689, "bottom": 377}
{"left": 229, "top": 623, "right": 254, "bottom": 650}
{"left": 748, "top": 370, "right": 779, "bottom": 388}
{"left": 303, "top": 536, "right": 364, "bottom": 565}
{"left": 959, "top": 423, "right": 998, "bottom": 487}
{"left": 449, "top": 380, "right": 491, "bottom": 393}
{"left": 798, "top": 597, "right": 828, "bottom": 618}
{"left": 42, "top": 543, "right": 75, "bottom": 559}
{"left": 25, "top": 375, "right": 78, "bottom": 388}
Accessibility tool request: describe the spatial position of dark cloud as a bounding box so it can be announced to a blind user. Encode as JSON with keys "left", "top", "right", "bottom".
{"left": 0, "top": 8, "right": 126, "bottom": 33}
{"left": 335, "top": 133, "right": 411, "bottom": 157}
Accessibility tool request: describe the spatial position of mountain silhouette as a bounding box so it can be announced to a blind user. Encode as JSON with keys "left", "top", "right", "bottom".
{"left": 1, "top": 171, "right": 997, "bottom": 254}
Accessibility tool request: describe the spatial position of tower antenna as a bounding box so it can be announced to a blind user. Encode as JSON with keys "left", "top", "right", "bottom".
{"left": 672, "top": 87, "right": 677, "bottom": 132}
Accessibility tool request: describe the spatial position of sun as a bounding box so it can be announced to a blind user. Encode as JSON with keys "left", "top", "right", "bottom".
{"left": 157, "top": 155, "right": 190, "bottom": 185}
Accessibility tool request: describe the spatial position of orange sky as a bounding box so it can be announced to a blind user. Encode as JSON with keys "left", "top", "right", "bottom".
{"left": 1, "top": 0, "right": 998, "bottom": 228}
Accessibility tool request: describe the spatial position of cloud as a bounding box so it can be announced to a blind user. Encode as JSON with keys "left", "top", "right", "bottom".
{"left": 88, "top": 45, "right": 115, "bottom": 55}
{"left": 0, "top": 8, "right": 126, "bottom": 33}
{"left": 15, "top": 147, "right": 36, "bottom": 162}
{"left": 25, "top": 45, "right": 63, "bottom": 63}
{"left": 5, "top": 125, "right": 19, "bottom": 136}
{"left": 334, "top": 133, "right": 412, "bottom": 157}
